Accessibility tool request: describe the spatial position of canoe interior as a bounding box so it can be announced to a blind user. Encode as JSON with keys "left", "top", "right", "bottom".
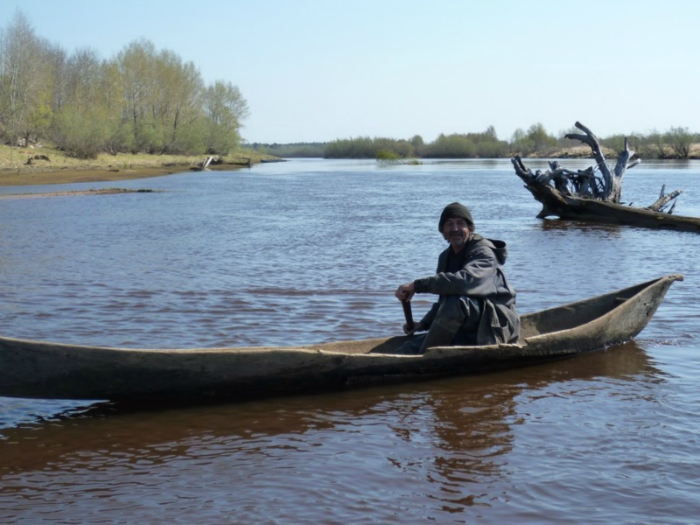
{"left": 294, "top": 275, "right": 670, "bottom": 356}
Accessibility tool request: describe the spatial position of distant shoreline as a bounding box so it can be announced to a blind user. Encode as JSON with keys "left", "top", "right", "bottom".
{"left": 1, "top": 147, "right": 698, "bottom": 190}
{"left": 0, "top": 144, "right": 276, "bottom": 188}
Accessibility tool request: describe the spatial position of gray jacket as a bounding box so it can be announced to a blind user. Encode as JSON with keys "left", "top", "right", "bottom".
{"left": 413, "top": 233, "right": 520, "bottom": 345}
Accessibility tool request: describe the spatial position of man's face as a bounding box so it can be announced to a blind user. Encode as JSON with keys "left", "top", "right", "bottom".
{"left": 442, "top": 217, "right": 471, "bottom": 251}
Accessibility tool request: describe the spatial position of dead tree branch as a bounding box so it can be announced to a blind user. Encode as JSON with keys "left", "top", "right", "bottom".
{"left": 647, "top": 187, "right": 683, "bottom": 213}
{"left": 565, "top": 121, "right": 639, "bottom": 203}
{"left": 512, "top": 121, "right": 687, "bottom": 223}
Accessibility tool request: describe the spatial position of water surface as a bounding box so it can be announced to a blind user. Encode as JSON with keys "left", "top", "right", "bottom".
{"left": 1, "top": 159, "right": 699, "bottom": 523}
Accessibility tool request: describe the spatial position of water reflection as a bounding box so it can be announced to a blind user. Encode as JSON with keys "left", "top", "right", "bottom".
{"left": 0, "top": 342, "right": 659, "bottom": 485}
{"left": 537, "top": 219, "right": 623, "bottom": 235}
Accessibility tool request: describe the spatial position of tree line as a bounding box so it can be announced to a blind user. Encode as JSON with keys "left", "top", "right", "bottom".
{"left": 0, "top": 11, "right": 248, "bottom": 159}
{"left": 249, "top": 123, "right": 699, "bottom": 160}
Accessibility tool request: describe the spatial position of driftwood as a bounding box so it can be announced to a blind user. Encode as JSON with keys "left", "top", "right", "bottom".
{"left": 191, "top": 156, "right": 218, "bottom": 171}
{"left": 25, "top": 154, "right": 51, "bottom": 165}
{"left": 512, "top": 122, "right": 700, "bottom": 232}
{"left": 201, "top": 156, "right": 215, "bottom": 170}
{"left": 563, "top": 122, "right": 641, "bottom": 203}
{"left": 513, "top": 121, "right": 654, "bottom": 206}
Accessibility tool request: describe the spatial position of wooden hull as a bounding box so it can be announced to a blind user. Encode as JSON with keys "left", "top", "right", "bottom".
{"left": 0, "top": 275, "right": 682, "bottom": 402}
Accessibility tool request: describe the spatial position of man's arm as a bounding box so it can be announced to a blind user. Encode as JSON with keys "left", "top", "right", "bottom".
{"left": 413, "top": 246, "right": 497, "bottom": 296}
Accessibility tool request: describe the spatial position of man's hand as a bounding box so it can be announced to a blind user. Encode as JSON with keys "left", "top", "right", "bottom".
{"left": 395, "top": 282, "right": 416, "bottom": 302}
{"left": 403, "top": 321, "right": 425, "bottom": 336}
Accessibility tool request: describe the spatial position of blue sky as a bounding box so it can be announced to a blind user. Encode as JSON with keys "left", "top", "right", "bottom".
{"left": 4, "top": 0, "right": 699, "bottom": 143}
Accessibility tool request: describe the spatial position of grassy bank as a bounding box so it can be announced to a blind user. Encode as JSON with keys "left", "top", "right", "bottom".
{"left": 4, "top": 142, "right": 699, "bottom": 188}
{"left": 0, "top": 144, "right": 278, "bottom": 187}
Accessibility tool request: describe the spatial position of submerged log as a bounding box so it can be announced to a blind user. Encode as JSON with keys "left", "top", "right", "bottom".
{"left": 512, "top": 122, "right": 700, "bottom": 231}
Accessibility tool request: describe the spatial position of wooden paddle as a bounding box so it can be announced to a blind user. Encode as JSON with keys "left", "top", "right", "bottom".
{"left": 401, "top": 299, "right": 414, "bottom": 331}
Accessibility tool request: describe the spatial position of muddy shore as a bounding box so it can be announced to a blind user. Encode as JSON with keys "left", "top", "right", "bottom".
{"left": 0, "top": 162, "right": 248, "bottom": 188}
{"left": 0, "top": 161, "right": 253, "bottom": 198}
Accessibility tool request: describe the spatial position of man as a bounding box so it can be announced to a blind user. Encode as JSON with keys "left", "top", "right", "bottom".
{"left": 394, "top": 202, "right": 519, "bottom": 354}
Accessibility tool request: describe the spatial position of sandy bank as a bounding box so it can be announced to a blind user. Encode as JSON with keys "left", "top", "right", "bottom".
{"left": 0, "top": 162, "right": 249, "bottom": 188}
{"left": 0, "top": 188, "right": 158, "bottom": 199}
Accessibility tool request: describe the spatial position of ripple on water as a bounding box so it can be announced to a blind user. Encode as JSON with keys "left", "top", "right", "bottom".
{"left": 2, "top": 160, "right": 700, "bottom": 523}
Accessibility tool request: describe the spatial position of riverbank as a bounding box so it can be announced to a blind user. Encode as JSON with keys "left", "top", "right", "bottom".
{"left": 0, "top": 144, "right": 276, "bottom": 187}
{"left": 3, "top": 143, "right": 699, "bottom": 188}
{"left": 0, "top": 188, "right": 159, "bottom": 199}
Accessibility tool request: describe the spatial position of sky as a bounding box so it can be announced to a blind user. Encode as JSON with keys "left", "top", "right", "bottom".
{"left": 3, "top": 0, "right": 700, "bottom": 144}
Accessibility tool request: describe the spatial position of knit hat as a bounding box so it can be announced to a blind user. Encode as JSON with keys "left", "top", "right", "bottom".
{"left": 438, "top": 202, "right": 475, "bottom": 231}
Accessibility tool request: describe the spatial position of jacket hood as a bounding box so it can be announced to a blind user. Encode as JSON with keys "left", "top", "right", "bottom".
{"left": 470, "top": 234, "right": 508, "bottom": 265}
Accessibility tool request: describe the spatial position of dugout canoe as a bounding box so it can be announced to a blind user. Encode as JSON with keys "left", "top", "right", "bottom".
{"left": 0, "top": 274, "right": 683, "bottom": 402}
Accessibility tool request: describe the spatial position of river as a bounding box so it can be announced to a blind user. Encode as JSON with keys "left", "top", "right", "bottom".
{"left": 1, "top": 158, "right": 699, "bottom": 523}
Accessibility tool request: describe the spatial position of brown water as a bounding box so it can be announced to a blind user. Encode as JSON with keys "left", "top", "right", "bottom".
{"left": 1, "top": 159, "right": 699, "bottom": 523}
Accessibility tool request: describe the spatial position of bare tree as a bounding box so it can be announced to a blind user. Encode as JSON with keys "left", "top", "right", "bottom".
{"left": 152, "top": 49, "right": 204, "bottom": 153}
{"left": 664, "top": 126, "right": 692, "bottom": 159}
{"left": 201, "top": 80, "right": 249, "bottom": 154}
{"left": 0, "top": 11, "right": 43, "bottom": 145}
{"left": 50, "top": 47, "right": 112, "bottom": 158}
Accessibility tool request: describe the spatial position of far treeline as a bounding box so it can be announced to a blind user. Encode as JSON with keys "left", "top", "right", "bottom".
{"left": 0, "top": 12, "right": 248, "bottom": 159}
{"left": 248, "top": 123, "right": 700, "bottom": 160}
